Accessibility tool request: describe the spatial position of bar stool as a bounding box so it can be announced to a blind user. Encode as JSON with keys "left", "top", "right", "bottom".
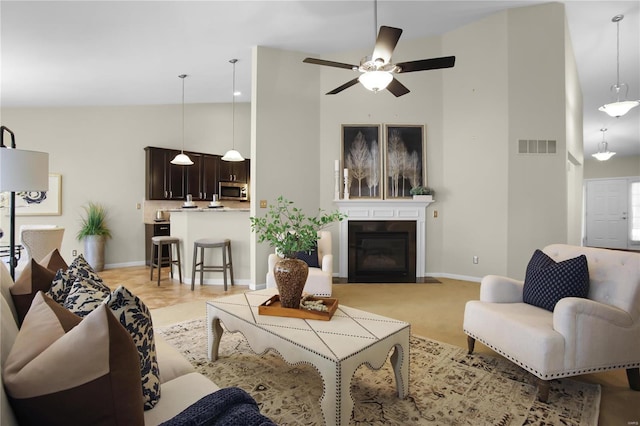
{"left": 191, "top": 239, "right": 234, "bottom": 291}
{"left": 150, "top": 236, "right": 182, "bottom": 286}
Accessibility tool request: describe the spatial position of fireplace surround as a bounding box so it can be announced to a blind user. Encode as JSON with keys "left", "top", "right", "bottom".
{"left": 335, "top": 200, "right": 432, "bottom": 282}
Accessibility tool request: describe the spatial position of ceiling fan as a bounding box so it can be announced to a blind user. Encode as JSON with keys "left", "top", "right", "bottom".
{"left": 303, "top": 4, "right": 455, "bottom": 97}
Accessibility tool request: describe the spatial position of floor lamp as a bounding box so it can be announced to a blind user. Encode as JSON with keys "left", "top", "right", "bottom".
{"left": 0, "top": 126, "right": 49, "bottom": 280}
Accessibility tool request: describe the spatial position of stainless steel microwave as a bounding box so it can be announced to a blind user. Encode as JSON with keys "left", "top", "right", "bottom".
{"left": 219, "top": 181, "right": 248, "bottom": 201}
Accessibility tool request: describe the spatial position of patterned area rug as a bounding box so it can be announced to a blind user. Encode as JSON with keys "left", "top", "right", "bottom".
{"left": 156, "top": 319, "right": 600, "bottom": 426}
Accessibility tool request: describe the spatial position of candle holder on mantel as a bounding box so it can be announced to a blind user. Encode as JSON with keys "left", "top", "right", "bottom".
{"left": 334, "top": 169, "right": 341, "bottom": 200}
{"left": 343, "top": 169, "right": 350, "bottom": 200}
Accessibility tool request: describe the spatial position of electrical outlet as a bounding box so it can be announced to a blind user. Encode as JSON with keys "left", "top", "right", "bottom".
{"left": 72, "top": 250, "right": 78, "bottom": 257}
{"left": 260, "top": 200, "right": 267, "bottom": 208}
{"left": 136, "top": 203, "right": 141, "bottom": 210}
{"left": 433, "top": 210, "right": 438, "bottom": 218}
{"left": 473, "top": 256, "right": 479, "bottom": 264}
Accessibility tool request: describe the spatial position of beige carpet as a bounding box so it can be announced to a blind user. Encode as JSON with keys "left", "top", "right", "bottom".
{"left": 156, "top": 318, "right": 600, "bottom": 426}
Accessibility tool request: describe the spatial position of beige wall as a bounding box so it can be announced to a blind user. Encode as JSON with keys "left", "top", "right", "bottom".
{"left": 2, "top": 2, "right": 588, "bottom": 283}
{"left": 0, "top": 103, "right": 250, "bottom": 267}
{"left": 584, "top": 155, "right": 640, "bottom": 179}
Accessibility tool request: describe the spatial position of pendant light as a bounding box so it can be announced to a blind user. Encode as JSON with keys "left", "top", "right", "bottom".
{"left": 170, "top": 74, "right": 194, "bottom": 166}
{"left": 221, "top": 59, "right": 245, "bottom": 162}
{"left": 592, "top": 128, "right": 616, "bottom": 161}
{"left": 598, "top": 15, "right": 639, "bottom": 118}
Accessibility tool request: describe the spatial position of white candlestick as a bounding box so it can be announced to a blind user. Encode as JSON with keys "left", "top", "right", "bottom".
{"left": 343, "top": 169, "right": 350, "bottom": 200}
{"left": 343, "top": 168, "right": 349, "bottom": 178}
{"left": 334, "top": 159, "right": 339, "bottom": 171}
{"left": 334, "top": 170, "right": 341, "bottom": 200}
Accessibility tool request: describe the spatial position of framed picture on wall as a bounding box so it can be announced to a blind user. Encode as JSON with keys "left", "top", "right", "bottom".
{"left": 15, "top": 174, "right": 62, "bottom": 216}
{"left": 384, "top": 125, "right": 425, "bottom": 199}
{"left": 341, "top": 124, "right": 383, "bottom": 199}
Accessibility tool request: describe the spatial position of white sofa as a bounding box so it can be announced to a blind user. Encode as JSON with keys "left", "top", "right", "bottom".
{"left": 0, "top": 260, "right": 220, "bottom": 425}
{"left": 464, "top": 244, "right": 640, "bottom": 402}
{"left": 266, "top": 231, "right": 333, "bottom": 297}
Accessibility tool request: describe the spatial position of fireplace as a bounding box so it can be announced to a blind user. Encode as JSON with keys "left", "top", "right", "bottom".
{"left": 335, "top": 199, "right": 432, "bottom": 281}
{"left": 348, "top": 221, "right": 416, "bottom": 283}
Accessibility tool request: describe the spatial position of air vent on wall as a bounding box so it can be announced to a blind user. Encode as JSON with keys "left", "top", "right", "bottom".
{"left": 518, "top": 139, "right": 557, "bottom": 154}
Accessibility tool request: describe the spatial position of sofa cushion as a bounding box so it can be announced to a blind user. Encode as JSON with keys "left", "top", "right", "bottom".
{"left": 10, "top": 259, "right": 57, "bottom": 325}
{"left": 63, "top": 277, "right": 110, "bottom": 317}
{"left": 39, "top": 248, "right": 68, "bottom": 273}
{"left": 295, "top": 244, "right": 320, "bottom": 268}
{"left": 3, "top": 292, "right": 144, "bottom": 426}
{"left": 0, "top": 261, "right": 19, "bottom": 325}
{"left": 523, "top": 249, "right": 589, "bottom": 312}
{"left": 104, "top": 285, "right": 161, "bottom": 410}
{"left": 47, "top": 254, "right": 109, "bottom": 304}
{"left": 155, "top": 336, "right": 196, "bottom": 384}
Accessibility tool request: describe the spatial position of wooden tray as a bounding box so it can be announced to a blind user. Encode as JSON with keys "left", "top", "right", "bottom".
{"left": 258, "top": 295, "right": 338, "bottom": 321}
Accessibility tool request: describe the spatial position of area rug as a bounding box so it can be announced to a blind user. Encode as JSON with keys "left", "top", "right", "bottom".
{"left": 156, "top": 319, "right": 600, "bottom": 426}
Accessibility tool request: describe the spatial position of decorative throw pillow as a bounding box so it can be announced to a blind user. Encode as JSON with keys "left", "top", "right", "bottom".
{"left": 63, "top": 277, "right": 111, "bottom": 317}
{"left": 523, "top": 249, "right": 590, "bottom": 312}
{"left": 3, "top": 292, "right": 144, "bottom": 426}
{"left": 295, "top": 244, "right": 320, "bottom": 268}
{"left": 10, "top": 259, "right": 57, "bottom": 325}
{"left": 47, "top": 254, "right": 109, "bottom": 304}
{"left": 39, "top": 248, "right": 68, "bottom": 273}
{"left": 104, "top": 285, "right": 161, "bottom": 410}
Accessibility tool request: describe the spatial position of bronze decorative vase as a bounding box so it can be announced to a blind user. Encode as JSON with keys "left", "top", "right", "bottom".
{"left": 273, "top": 258, "right": 309, "bottom": 308}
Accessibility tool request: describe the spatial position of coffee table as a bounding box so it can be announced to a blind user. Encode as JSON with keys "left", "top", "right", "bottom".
{"left": 206, "top": 288, "right": 410, "bottom": 426}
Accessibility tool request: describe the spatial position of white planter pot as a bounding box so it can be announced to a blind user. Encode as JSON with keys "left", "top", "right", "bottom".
{"left": 412, "top": 195, "right": 433, "bottom": 201}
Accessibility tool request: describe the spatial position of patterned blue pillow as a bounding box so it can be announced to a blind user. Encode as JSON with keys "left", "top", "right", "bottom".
{"left": 103, "top": 286, "right": 161, "bottom": 410}
{"left": 295, "top": 244, "right": 320, "bottom": 268}
{"left": 63, "top": 277, "right": 110, "bottom": 317}
{"left": 523, "top": 249, "right": 589, "bottom": 312}
{"left": 47, "top": 255, "right": 109, "bottom": 304}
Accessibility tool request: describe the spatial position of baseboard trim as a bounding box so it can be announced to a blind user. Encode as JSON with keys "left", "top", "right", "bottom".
{"left": 429, "top": 272, "right": 482, "bottom": 283}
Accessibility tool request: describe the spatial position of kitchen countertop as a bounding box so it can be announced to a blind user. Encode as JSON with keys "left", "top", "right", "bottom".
{"left": 167, "top": 207, "right": 250, "bottom": 212}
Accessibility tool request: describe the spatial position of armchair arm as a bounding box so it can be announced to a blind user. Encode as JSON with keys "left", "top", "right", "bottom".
{"left": 320, "top": 254, "right": 333, "bottom": 273}
{"left": 479, "top": 275, "right": 524, "bottom": 303}
{"left": 267, "top": 253, "right": 280, "bottom": 272}
{"left": 554, "top": 297, "right": 633, "bottom": 334}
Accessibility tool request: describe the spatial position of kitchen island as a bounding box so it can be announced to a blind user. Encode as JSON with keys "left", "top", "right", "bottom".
{"left": 169, "top": 207, "right": 251, "bottom": 287}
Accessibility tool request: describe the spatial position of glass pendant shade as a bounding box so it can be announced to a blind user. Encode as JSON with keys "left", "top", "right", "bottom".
{"left": 222, "top": 59, "right": 244, "bottom": 162}
{"left": 592, "top": 129, "right": 616, "bottom": 161}
{"left": 358, "top": 71, "right": 393, "bottom": 92}
{"left": 598, "top": 99, "right": 640, "bottom": 118}
{"left": 170, "top": 152, "right": 194, "bottom": 165}
{"left": 171, "top": 74, "right": 193, "bottom": 166}
{"left": 221, "top": 149, "right": 244, "bottom": 162}
{"left": 598, "top": 15, "right": 639, "bottom": 117}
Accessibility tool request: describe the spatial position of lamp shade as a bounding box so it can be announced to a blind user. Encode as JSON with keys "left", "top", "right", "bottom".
{"left": 598, "top": 100, "right": 640, "bottom": 117}
{"left": 358, "top": 71, "right": 393, "bottom": 92}
{"left": 170, "top": 152, "right": 194, "bottom": 165}
{"left": 221, "top": 149, "right": 245, "bottom": 162}
{"left": 0, "top": 149, "right": 49, "bottom": 192}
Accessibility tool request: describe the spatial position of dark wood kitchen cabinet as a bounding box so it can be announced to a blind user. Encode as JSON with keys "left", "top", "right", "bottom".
{"left": 145, "top": 147, "right": 185, "bottom": 200}
{"left": 145, "top": 146, "right": 249, "bottom": 201}
{"left": 218, "top": 158, "right": 250, "bottom": 183}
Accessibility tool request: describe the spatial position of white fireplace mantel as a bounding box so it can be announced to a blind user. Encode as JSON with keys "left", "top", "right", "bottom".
{"left": 334, "top": 199, "right": 433, "bottom": 279}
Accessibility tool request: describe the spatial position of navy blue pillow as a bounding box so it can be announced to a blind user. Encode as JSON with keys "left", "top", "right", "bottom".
{"left": 295, "top": 244, "right": 320, "bottom": 268}
{"left": 523, "top": 249, "right": 589, "bottom": 312}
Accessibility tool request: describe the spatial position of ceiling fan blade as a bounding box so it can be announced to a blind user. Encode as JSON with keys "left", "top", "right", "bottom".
{"left": 396, "top": 56, "right": 456, "bottom": 73}
{"left": 303, "top": 57, "right": 357, "bottom": 70}
{"left": 372, "top": 26, "right": 403, "bottom": 64}
{"left": 386, "top": 78, "right": 410, "bottom": 97}
{"left": 326, "top": 78, "right": 360, "bottom": 95}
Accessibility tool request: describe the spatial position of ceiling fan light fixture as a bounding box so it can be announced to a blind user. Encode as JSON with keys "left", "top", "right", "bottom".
{"left": 358, "top": 71, "right": 393, "bottom": 92}
{"left": 592, "top": 128, "right": 616, "bottom": 161}
{"left": 170, "top": 74, "right": 193, "bottom": 166}
{"left": 598, "top": 15, "right": 639, "bottom": 118}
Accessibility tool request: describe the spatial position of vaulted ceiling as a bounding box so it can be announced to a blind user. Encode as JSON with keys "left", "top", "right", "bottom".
{"left": 1, "top": 1, "right": 638, "bottom": 157}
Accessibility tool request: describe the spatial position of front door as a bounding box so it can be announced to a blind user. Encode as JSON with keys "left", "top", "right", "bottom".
{"left": 585, "top": 179, "right": 628, "bottom": 249}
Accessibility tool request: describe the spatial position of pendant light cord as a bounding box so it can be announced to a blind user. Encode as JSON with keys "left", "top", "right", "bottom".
{"left": 232, "top": 60, "right": 236, "bottom": 150}
{"left": 179, "top": 74, "right": 187, "bottom": 154}
{"left": 373, "top": 0, "right": 377, "bottom": 43}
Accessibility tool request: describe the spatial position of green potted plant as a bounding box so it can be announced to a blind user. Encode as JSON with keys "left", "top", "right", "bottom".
{"left": 77, "top": 202, "right": 112, "bottom": 271}
{"left": 409, "top": 186, "right": 434, "bottom": 201}
{"left": 250, "top": 196, "right": 345, "bottom": 308}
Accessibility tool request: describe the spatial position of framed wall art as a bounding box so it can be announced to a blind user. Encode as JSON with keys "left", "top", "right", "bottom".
{"left": 384, "top": 125, "right": 425, "bottom": 199}
{"left": 15, "top": 174, "right": 62, "bottom": 216}
{"left": 341, "top": 124, "right": 383, "bottom": 199}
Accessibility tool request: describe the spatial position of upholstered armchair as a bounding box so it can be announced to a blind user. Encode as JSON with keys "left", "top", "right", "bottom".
{"left": 463, "top": 244, "right": 640, "bottom": 402}
{"left": 14, "top": 226, "right": 65, "bottom": 278}
{"left": 266, "top": 231, "right": 333, "bottom": 297}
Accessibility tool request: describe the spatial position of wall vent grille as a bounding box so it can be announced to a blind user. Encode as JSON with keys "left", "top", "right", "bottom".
{"left": 518, "top": 139, "right": 557, "bottom": 154}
